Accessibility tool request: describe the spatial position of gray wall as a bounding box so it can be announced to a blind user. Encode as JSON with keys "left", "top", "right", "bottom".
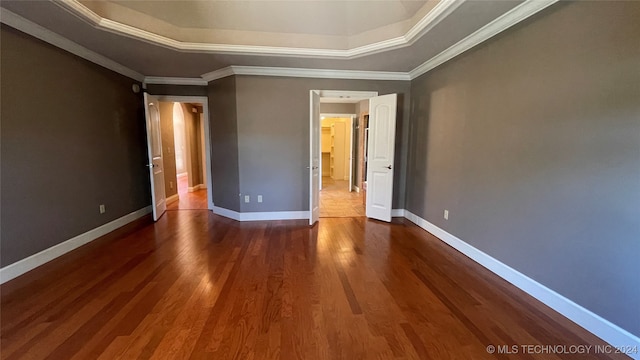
{"left": 234, "top": 76, "right": 410, "bottom": 212}
{"left": 406, "top": 2, "right": 640, "bottom": 336}
{"left": 320, "top": 102, "right": 356, "bottom": 114}
{"left": 208, "top": 76, "right": 240, "bottom": 212}
{"left": 146, "top": 84, "right": 208, "bottom": 97}
{"left": 1, "top": 25, "right": 150, "bottom": 267}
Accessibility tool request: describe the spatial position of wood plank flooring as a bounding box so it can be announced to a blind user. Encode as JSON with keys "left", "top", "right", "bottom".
{"left": 0, "top": 212, "right": 629, "bottom": 359}
{"left": 167, "top": 189, "right": 208, "bottom": 210}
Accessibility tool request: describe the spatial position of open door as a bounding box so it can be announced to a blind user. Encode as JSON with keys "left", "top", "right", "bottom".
{"left": 309, "top": 90, "right": 320, "bottom": 225}
{"left": 366, "top": 94, "right": 397, "bottom": 222}
{"left": 143, "top": 93, "right": 167, "bottom": 221}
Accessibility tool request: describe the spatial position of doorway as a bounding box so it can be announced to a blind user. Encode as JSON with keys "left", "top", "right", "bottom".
{"left": 155, "top": 97, "right": 213, "bottom": 211}
{"left": 309, "top": 91, "right": 397, "bottom": 225}
{"left": 319, "top": 114, "right": 363, "bottom": 217}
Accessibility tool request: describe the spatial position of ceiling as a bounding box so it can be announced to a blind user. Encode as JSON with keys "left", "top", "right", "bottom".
{"left": 0, "top": 0, "right": 553, "bottom": 81}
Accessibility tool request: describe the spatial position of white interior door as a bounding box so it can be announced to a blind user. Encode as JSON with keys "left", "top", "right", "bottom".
{"left": 143, "top": 93, "right": 167, "bottom": 221}
{"left": 366, "top": 94, "right": 397, "bottom": 222}
{"left": 309, "top": 91, "right": 321, "bottom": 225}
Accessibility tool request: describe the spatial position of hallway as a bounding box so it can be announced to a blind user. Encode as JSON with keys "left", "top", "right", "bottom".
{"left": 320, "top": 177, "right": 365, "bottom": 218}
{"left": 167, "top": 175, "right": 208, "bottom": 210}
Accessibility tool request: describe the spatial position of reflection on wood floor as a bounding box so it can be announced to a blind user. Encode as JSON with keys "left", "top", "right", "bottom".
{"left": 0, "top": 213, "right": 623, "bottom": 359}
{"left": 167, "top": 175, "right": 208, "bottom": 210}
{"left": 167, "top": 189, "right": 208, "bottom": 210}
{"left": 320, "top": 177, "right": 365, "bottom": 218}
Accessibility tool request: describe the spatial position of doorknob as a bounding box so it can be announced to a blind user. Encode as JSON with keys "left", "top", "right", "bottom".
{"left": 146, "top": 164, "right": 157, "bottom": 168}
{"left": 386, "top": 165, "right": 392, "bottom": 169}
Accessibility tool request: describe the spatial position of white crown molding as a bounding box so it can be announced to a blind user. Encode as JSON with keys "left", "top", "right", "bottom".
{"left": 404, "top": 0, "right": 465, "bottom": 45}
{"left": 54, "top": 0, "right": 463, "bottom": 60}
{"left": 0, "top": 206, "right": 152, "bottom": 284}
{"left": 0, "top": 8, "right": 144, "bottom": 82}
{"left": 144, "top": 77, "right": 207, "bottom": 86}
{"left": 409, "top": 0, "right": 559, "bottom": 80}
{"left": 201, "top": 67, "right": 236, "bottom": 82}
{"left": 4, "top": 0, "right": 559, "bottom": 85}
{"left": 200, "top": 0, "right": 558, "bottom": 83}
{"left": 202, "top": 66, "right": 411, "bottom": 82}
{"left": 232, "top": 65, "right": 412, "bottom": 81}
{"left": 402, "top": 210, "right": 640, "bottom": 358}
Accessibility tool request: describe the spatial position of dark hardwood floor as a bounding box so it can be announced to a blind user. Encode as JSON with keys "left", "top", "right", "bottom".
{"left": 0, "top": 211, "right": 628, "bottom": 359}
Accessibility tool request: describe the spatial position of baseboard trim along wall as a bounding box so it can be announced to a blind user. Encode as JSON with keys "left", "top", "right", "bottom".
{"left": 187, "top": 184, "right": 205, "bottom": 192}
{"left": 166, "top": 194, "right": 179, "bottom": 204}
{"left": 0, "top": 206, "right": 153, "bottom": 284}
{"left": 213, "top": 206, "right": 309, "bottom": 221}
{"left": 212, "top": 207, "right": 407, "bottom": 222}
{"left": 3, "top": 203, "right": 636, "bottom": 353}
{"left": 402, "top": 210, "right": 640, "bottom": 358}
{"left": 391, "top": 209, "right": 406, "bottom": 217}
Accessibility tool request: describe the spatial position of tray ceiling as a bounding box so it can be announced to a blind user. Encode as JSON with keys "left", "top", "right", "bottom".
{"left": 0, "top": 0, "right": 554, "bottom": 79}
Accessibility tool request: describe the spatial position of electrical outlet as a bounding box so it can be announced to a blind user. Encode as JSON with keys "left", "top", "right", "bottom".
{"left": 244, "top": 195, "right": 250, "bottom": 203}
{"left": 444, "top": 210, "right": 449, "bottom": 220}
{"left": 169, "top": 181, "right": 174, "bottom": 189}
{"left": 99, "top": 204, "right": 106, "bottom": 214}
{"left": 257, "top": 195, "right": 263, "bottom": 203}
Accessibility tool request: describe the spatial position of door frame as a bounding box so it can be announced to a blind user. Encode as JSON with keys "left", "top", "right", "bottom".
{"left": 155, "top": 95, "right": 214, "bottom": 211}
{"left": 309, "top": 90, "right": 378, "bottom": 224}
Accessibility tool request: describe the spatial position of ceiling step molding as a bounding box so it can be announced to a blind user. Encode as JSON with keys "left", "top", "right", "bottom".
{"left": 143, "top": 77, "right": 208, "bottom": 86}
{"left": 2, "top": 0, "right": 559, "bottom": 85}
{"left": 409, "top": 0, "right": 559, "bottom": 79}
{"left": 54, "top": 0, "right": 463, "bottom": 60}
{"left": 201, "top": 66, "right": 411, "bottom": 82}
{"left": 0, "top": 8, "right": 144, "bottom": 82}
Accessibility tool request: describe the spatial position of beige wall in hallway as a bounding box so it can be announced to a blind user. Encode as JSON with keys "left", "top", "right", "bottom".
{"left": 159, "top": 102, "right": 178, "bottom": 198}
{"left": 181, "top": 103, "right": 204, "bottom": 188}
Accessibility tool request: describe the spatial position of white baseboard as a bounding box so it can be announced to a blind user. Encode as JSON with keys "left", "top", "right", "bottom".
{"left": 353, "top": 186, "right": 360, "bottom": 193}
{"left": 0, "top": 206, "right": 152, "bottom": 284}
{"left": 166, "top": 194, "right": 179, "bottom": 204}
{"left": 240, "top": 211, "right": 309, "bottom": 221}
{"left": 391, "top": 209, "right": 405, "bottom": 217}
{"left": 212, "top": 206, "right": 309, "bottom": 221}
{"left": 402, "top": 210, "right": 640, "bottom": 357}
{"left": 187, "top": 184, "right": 205, "bottom": 192}
{"left": 212, "top": 206, "right": 241, "bottom": 221}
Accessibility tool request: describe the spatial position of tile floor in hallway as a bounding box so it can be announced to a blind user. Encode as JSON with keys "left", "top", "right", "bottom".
{"left": 320, "top": 177, "right": 365, "bottom": 218}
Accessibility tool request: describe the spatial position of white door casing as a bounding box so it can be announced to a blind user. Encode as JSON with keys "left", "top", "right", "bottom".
{"left": 366, "top": 94, "right": 397, "bottom": 222}
{"left": 309, "top": 90, "right": 321, "bottom": 225}
{"left": 143, "top": 93, "right": 167, "bottom": 221}
{"left": 348, "top": 116, "right": 355, "bottom": 191}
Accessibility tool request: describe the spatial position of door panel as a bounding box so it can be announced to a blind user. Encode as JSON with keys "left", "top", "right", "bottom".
{"left": 143, "top": 93, "right": 166, "bottom": 221}
{"left": 309, "top": 91, "right": 320, "bottom": 225}
{"left": 366, "top": 94, "right": 397, "bottom": 222}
